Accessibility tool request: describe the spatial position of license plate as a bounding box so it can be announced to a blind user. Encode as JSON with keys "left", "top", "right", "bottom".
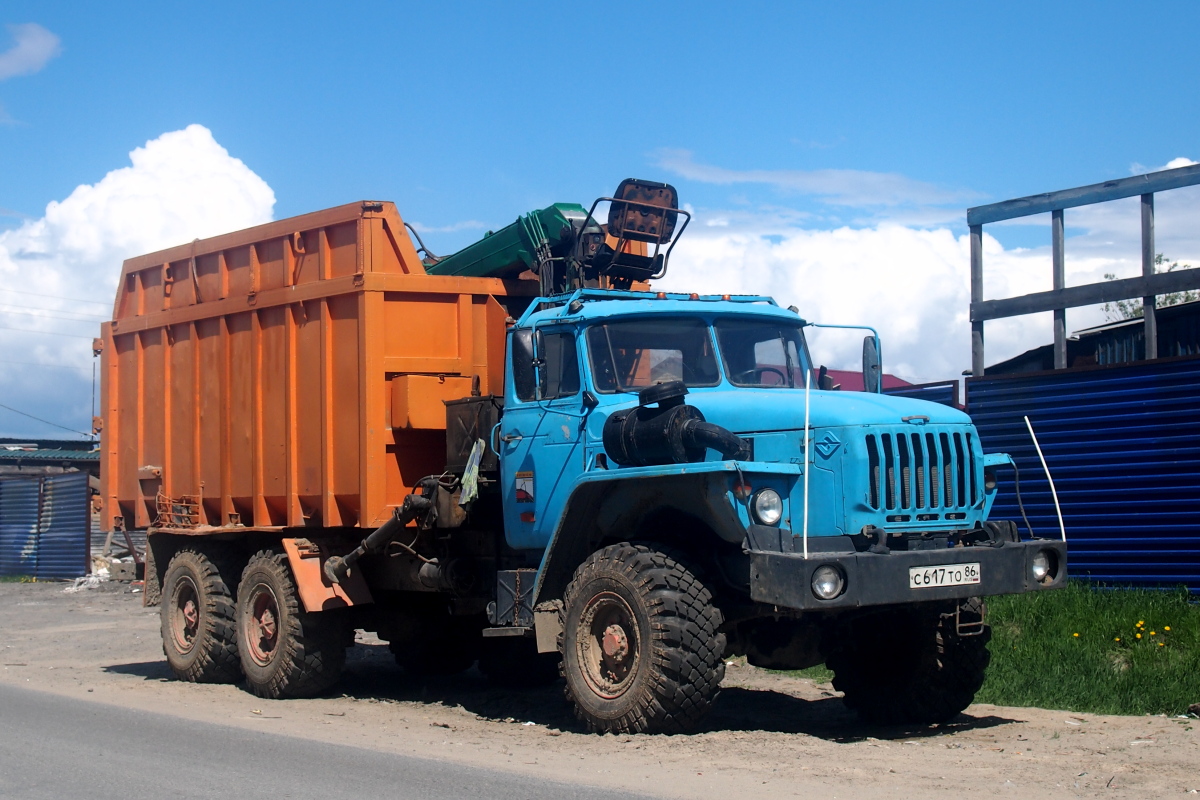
{"left": 909, "top": 562, "right": 981, "bottom": 589}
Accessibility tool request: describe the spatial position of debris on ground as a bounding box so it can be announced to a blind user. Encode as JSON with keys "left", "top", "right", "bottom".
{"left": 63, "top": 574, "right": 108, "bottom": 593}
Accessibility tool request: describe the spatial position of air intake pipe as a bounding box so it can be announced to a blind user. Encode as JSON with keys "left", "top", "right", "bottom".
{"left": 602, "top": 381, "right": 748, "bottom": 467}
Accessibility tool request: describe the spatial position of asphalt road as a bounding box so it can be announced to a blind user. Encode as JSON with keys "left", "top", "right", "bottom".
{"left": 0, "top": 684, "right": 651, "bottom": 800}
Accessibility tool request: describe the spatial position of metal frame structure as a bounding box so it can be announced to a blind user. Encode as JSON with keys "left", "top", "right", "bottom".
{"left": 968, "top": 162, "right": 1200, "bottom": 375}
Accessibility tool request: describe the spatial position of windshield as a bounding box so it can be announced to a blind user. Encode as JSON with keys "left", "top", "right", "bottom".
{"left": 714, "top": 318, "right": 810, "bottom": 388}
{"left": 587, "top": 318, "right": 721, "bottom": 393}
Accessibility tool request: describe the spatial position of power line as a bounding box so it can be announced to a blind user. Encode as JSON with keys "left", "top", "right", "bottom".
{"left": 0, "top": 305, "right": 108, "bottom": 323}
{"left": 0, "top": 287, "right": 110, "bottom": 306}
{"left": 0, "top": 402, "right": 92, "bottom": 437}
{"left": 0, "top": 324, "right": 95, "bottom": 339}
{"left": 0, "top": 358, "right": 85, "bottom": 370}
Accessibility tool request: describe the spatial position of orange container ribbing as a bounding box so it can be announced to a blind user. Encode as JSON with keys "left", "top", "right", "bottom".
{"left": 99, "top": 201, "right": 535, "bottom": 533}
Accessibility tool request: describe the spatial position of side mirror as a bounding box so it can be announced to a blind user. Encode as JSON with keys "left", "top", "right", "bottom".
{"left": 862, "top": 336, "right": 881, "bottom": 394}
{"left": 817, "top": 365, "right": 834, "bottom": 391}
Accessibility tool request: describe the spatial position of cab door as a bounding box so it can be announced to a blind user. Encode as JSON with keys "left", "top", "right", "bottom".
{"left": 500, "top": 327, "right": 585, "bottom": 551}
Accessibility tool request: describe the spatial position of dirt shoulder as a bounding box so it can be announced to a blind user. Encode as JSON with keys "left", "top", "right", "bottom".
{"left": 1, "top": 580, "right": 1196, "bottom": 799}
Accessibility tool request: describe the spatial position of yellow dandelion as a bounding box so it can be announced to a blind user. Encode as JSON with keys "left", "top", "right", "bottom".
{"left": 1158, "top": 642, "right": 1165, "bottom": 647}
{"left": 1114, "top": 637, "right": 1121, "bottom": 642}
{"left": 1164, "top": 626, "right": 1171, "bottom": 632}
{"left": 1150, "top": 631, "right": 1156, "bottom": 636}
{"left": 1073, "top": 633, "right": 1080, "bottom": 638}
{"left": 1137, "top": 620, "right": 1144, "bottom": 627}
{"left": 1136, "top": 633, "right": 1142, "bottom": 639}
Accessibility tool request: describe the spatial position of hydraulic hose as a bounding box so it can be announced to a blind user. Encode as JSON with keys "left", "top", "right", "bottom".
{"left": 682, "top": 420, "right": 749, "bottom": 461}
{"left": 324, "top": 477, "right": 438, "bottom": 584}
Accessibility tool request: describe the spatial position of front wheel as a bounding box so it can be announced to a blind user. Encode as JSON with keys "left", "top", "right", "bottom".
{"left": 560, "top": 543, "right": 725, "bottom": 734}
{"left": 236, "top": 550, "right": 347, "bottom": 698}
{"left": 826, "top": 599, "right": 991, "bottom": 725}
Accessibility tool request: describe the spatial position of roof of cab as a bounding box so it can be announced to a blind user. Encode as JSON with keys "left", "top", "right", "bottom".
{"left": 517, "top": 289, "right": 807, "bottom": 327}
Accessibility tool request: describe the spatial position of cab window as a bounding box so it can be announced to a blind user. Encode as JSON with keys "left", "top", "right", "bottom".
{"left": 586, "top": 318, "right": 720, "bottom": 393}
{"left": 512, "top": 329, "right": 579, "bottom": 402}
{"left": 714, "top": 319, "right": 809, "bottom": 387}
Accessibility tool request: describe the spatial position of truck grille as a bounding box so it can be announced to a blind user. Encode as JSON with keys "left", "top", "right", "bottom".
{"left": 865, "top": 431, "right": 977, "bottom": 513}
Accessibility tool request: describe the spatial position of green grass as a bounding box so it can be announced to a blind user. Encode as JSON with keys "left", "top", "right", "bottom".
{"left": 0, "top": 575, "right": 36, "bottom": 583}
{"left": 771, "top": 583, "right": 1200, "bottom": 717}
{"left": 977, "top": 582, "right": 1200, "bottom": 716}
{"left": 775, "top": 664, "right": 834, "bottom": 682}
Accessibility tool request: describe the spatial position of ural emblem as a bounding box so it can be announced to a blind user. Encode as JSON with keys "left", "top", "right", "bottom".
{"left": 815, "top": 432, "right": 841, "bottom": 458}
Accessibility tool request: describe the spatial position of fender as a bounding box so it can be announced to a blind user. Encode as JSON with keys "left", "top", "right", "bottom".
{"left": 531, "top": 460, "right": 800, "bottom": 608}
{"left": 282, "top": 538, "right": 373, "bottom": 612}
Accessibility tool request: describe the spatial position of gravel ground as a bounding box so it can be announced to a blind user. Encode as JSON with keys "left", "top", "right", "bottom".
{"left": 1, "top": 579, "right": 1197, "bottom": 799}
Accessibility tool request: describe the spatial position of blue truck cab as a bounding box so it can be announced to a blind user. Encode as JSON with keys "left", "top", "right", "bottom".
{"left": 485, "top": 286, "right": 1066, "bottom": 733}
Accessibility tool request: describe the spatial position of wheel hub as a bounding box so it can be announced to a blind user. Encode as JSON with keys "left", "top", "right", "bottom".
{"left": 182, "top": 599, "right": 199, "bottom": 629}
{"left": 169, "top": 577, "right": 200, "bottom": 653}
{"left": 244, "top": 583, "right": 281, "bottom": 667}
{"left": 601, "top": 624, "right": 629, "bottom": 662}
{"left": 577, "top": 591, "right": 641, "bottom": 700}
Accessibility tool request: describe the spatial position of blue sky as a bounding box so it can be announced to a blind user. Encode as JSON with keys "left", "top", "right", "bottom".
{"left": 2, "top": 2, "right": 1200, "bottom": 437}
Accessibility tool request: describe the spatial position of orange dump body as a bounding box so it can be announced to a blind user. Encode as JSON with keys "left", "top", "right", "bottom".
{"left": 99, "top": 201, "right": 536, "bottom": 533}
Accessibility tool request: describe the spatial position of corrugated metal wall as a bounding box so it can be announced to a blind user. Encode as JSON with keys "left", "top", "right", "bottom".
{"left": 0, "top": 478, "right": 40, "bottom": 577}
{"left": 0, "top": 472, "right": 91, "bottom": 579}
{"left": 967, "top": 355, "right": 1200, "bottom": 591}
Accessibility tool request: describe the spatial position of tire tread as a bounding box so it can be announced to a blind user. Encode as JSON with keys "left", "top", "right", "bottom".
{"left": 561, "top": 543, "right": 725, "bottom": 734}
{"left": 238, "top": 549, "right": 346, "bottom": 699}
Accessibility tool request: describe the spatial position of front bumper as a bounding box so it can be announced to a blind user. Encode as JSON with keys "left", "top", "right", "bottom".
{"left": 749, "top": 538, "right": 1067, "bottom": 611}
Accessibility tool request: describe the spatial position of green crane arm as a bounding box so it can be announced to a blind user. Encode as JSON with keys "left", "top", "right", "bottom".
{"left": 424, "top": 203, "right": 588, "bottom": 279}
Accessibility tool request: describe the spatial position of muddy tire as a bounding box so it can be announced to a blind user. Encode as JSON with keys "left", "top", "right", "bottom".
{"left": 236, "top": 550, "right": 346, "bottom": 698}
{"left": 560, "top": 543, "right": 725, "bottom": 734}
{"left": 827, "top": 599, "right": 991, "bottom": 725}
{"left": 478, "top": 636, "right": 561, "bottom": 688}
{"left": 161, "top": 548, "right": 243, "bottom": 683}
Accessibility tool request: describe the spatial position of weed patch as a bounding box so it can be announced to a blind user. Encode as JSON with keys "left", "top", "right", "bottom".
{"left": 977, "top": 582, "right": 1200, "bottom": 716}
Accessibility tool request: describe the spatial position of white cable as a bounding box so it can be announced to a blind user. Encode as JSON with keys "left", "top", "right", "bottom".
{"left": 803, "top": 368, "right": 811, "bottom": 559}
{"left": 1024, "top": 415, "right": 1066, "bottom": 542}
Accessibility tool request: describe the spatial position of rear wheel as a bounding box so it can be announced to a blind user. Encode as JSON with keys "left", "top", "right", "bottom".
{"left": 560, "top": 543, "right": 725, "bottom": 734}
{"left": 160, "top": 548, "right": 242, "bottom": 683}
{"left": 827, "top": 599, "right": 991, "bottom": 725}
{"left": 236, "top": 550, "right": 347, "bottom": 698}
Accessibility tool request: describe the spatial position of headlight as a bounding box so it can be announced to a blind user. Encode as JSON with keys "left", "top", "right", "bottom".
{"left": 1032, "top": 550, "right": 1057, "bottom": 583}
{"left": 750, "top": 489, "right": 783, "bottom": 526}
{"left": 811, "top": 565, "right": 845, "bottom": 600}
{"left": 984, "top": 470, "right": 997, "bottom": 491}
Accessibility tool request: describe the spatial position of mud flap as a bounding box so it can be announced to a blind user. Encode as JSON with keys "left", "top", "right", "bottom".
{"left": 282, "top": 538, "right": 373, "bottom": 612}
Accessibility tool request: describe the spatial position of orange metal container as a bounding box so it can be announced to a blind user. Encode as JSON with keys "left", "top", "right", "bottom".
{"left": 99, "top": 201, "right": 536, "bottom": 533}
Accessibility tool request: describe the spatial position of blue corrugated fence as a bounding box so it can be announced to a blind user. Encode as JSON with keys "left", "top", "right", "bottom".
{"left": 0, "top": 473, "right": 91, "bottom": 579}
{"left": 967, "top": 356, "right": 1200, "bottom": 591}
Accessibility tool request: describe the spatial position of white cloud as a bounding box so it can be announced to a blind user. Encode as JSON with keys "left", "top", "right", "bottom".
{"left": 659, "top": 197, "right": 1200, "bottom": 384}
{"left": 0, "top": 124, "right": 274, "bottom": 437}
{"left": 653, "top": 155, "right": 1200, "bottom": 385}
{"left": 1163, "top": 157, "right": 1197, "bottom": 170}
{"left": 654, "top": 148, "right": 978, "bottom": 209}
{"left": 0, "top": 23, "right": 61, "bottom": 80}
